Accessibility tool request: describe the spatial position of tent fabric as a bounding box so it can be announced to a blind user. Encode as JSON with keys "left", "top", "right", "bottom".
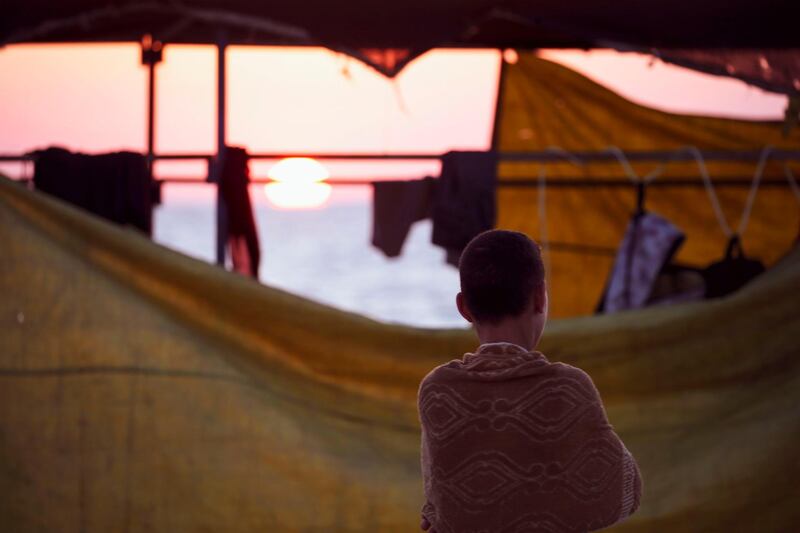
{"left": 650, "top": 49, "right": 800, "bottom": 96}
{"left": 3, "top": 1, "right": 800, "bottom": 77}
{"left": 2, "top": 171, "right": 800, "bottom": 531}
{"left": 495, "top": 54, "right": 800, "bottom": 318}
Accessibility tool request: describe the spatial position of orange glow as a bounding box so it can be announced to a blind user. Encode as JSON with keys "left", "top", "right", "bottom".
{"left": 503, "top": 49, "right": 519, "bottom": 64}
{"left": 264, "top": 157, "right": 332, "bottom": 209}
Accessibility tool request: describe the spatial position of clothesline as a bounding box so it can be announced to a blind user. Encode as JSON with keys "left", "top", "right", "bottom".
{"left": 8, "top": 147, "right": 797, "bottom": 266}
{"left": 530, "top": 145, "right": 787, "bottom": 241}
{"left": 4, "top": 148, "right": 800, "bottom": 163}
{"left": 4, "top": 147, "right": 799, "bottom": 190}
{"left": 7, "top": 176, "right": 795, "bottom": 191}
{"left": 531, "top": 145, "right": 800, "bottom": 270}
{"left": 162, "top": 177, "right": 797, "bottom": 187}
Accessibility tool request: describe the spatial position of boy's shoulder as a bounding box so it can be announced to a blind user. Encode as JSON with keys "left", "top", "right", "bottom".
{"left": 418, "top": 352, "right": 595, "bottom": 392}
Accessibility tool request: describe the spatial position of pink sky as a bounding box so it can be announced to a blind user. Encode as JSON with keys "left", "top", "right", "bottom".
{"left": 0, "top": 44, "right": 787, "bottom": 205}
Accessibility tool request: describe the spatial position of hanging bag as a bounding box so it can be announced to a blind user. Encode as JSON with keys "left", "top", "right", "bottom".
{"left": 702, "top": 236, "right": 765, "bottom": 299}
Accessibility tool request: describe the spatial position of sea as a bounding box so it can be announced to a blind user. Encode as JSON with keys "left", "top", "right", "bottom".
{"left": 153, "top": 186, "right": 466, "bottom": 329}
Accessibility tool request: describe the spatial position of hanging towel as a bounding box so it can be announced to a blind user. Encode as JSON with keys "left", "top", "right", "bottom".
{"left": 600, "top": 212, "right": 685, "bottom": 313}
{"left": 371, "top": 177, "right": 436, "bottom": 257}
{"left": 220, "top": 147, "right": 261, "bottom": 279}
{"left": 32, "top": 147, "right": 152, "bottom": 235}
{"left": 431, "top": 151, "right": 497, "bottom": 266}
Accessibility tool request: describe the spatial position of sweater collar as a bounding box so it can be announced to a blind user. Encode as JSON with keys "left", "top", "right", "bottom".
{"left": 461, "top": 342, "right": 548, "bottom": 371}
{"left": 474, "top": 341, "right": 531, "bottom": 356}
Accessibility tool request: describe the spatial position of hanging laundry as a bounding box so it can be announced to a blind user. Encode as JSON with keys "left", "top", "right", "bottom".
{"left": 600, "top": 212, "right": 685, "bottom": 313}
{"left": 371, "top": 177, "right": 436, "bottom": 257}
{"left": 32, "top": 147, "right": 153, "bottom": 235}
{"left": 431, "top": 151, "right": 497, "bottom": 266}
{"left": 220, "top": 146, "right": 260, "bottom": 279}
{"left": 702, "top": 236, "right": 765, "bottom": 298}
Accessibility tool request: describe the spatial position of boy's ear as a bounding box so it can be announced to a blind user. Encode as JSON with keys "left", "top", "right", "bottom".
{"left": 456, "top": 292, "right": 474, "bottom": 323}
{"left": 533, "top": 283, "right": 547, "bottom": 314}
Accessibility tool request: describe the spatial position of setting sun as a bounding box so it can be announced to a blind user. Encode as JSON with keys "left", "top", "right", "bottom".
{"left": 264, "top": 157, "right": 332, "bottom": 209}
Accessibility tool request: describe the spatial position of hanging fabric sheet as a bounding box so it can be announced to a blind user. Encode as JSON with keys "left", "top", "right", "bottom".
{"left": 2, "top": 173, "right": 800, "bottom": 532}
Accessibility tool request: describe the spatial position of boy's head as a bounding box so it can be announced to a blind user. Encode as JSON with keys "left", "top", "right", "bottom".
{"left": 457, "top": 230, "right": 546, "bottom": 328}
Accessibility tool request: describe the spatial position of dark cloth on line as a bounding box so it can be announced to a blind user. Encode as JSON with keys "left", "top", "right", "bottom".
{"left": 220, "top": 146, "right": 260, "bottom": 278}
{"left": 431, "top": 151, "right": 497, "bottom": 266}
{"left": 371, "top": 177, "right": 436, "bottom": 257}
{"left": 32, "top": 147, "right": 153, "bottom": 235}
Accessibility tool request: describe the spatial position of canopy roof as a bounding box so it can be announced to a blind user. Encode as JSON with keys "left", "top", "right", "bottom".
{"left": 3, "top": 0, "right": 799, "bottom": 78}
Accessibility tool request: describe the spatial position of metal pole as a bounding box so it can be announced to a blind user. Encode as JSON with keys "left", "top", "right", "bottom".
{"left": 141, "top": 35, "right": 163, "bottom": 176}
{"left": 215, "top": 35, "right": 228, "bottom": 266}
{"left": 490, "top": 51, "right": 507, "bottom": 151}
{"left": 147, "top": 59, "right": 155, "bottom": 165}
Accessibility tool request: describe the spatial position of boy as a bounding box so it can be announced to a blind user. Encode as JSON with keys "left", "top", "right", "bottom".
{"left": 418, "top": 230, "right": 642, "bottom": 532}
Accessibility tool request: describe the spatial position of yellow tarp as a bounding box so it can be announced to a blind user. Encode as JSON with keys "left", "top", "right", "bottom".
{"left": 497, "top": 54, "right": 800, "bottom": 317}
{"left": 2, "top": 170, "right": 800, "bottom": 531}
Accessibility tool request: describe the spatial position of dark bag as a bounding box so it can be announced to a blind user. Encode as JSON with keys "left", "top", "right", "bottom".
{"left": 702, "top": 236, "right": 765, "bottom": 299}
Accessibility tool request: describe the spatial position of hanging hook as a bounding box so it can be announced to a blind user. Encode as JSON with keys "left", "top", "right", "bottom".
{"left": 635, "top": 181, "right": 646, "bottom": 216}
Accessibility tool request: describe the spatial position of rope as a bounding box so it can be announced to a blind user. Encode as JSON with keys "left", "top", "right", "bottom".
{"left": 529, "top": 145, "right": 778, "bottom": 259}
{"left": 784, "top": 164, "right": 800, "bottom": 203}
{"left": 685, "top": 146, "right": 734, "bottom": 238}
{"left": 537, "top": 164, "right": 551, "bottom": 286}
{"left": 737, "top": 146, "right": 772, "bottom": 236}
{"left": 543, "top": 146, "right": 584, "bottom": 167}
{"left": 685, "top": 145, "right": 774, "bottom": 239}
{"left": 536, "top": 147, "right": 586, "bottom": 287}
{"left": 605, "top": 146, "right": 666, "bottom": 184}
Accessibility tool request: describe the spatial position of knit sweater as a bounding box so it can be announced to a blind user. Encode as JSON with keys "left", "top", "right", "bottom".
{"left": 418, "top": 342, "right": 642, "bottom": 533}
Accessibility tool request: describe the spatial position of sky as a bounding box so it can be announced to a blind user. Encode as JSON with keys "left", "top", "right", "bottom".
{"left": 0, "top": 44, "right": 788, "bottom": 205}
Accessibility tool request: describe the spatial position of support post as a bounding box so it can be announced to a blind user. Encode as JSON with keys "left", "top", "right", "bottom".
{"left": 490, "top": 50, "right": 508, "bottom": 151}
{"left": 141, "top": 35, "right": 163, "bottom": 176}
{"left": 214, "top": 35, "right": 228, "bottom": 266}
{"left": 147, "top": 57, "right": 156, "bottom": 164}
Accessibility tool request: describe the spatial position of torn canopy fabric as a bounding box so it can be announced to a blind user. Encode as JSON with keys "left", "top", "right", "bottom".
{"left": 2, "top": 174, "right": 800, "bottom": 532}
{"left": 495, "top": 54, "right": 800, "bottom": 318}
{"left": 651, "top": 49, "right": 800, "bottom": 96}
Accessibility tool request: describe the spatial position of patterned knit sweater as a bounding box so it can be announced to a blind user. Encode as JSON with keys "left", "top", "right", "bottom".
{"left": 418, "top": 342, "right": 642, "bottom": 533}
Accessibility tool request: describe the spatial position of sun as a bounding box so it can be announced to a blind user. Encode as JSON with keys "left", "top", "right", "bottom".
{"left": 264, "top": 157, "right": 332, "bottom": 209}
